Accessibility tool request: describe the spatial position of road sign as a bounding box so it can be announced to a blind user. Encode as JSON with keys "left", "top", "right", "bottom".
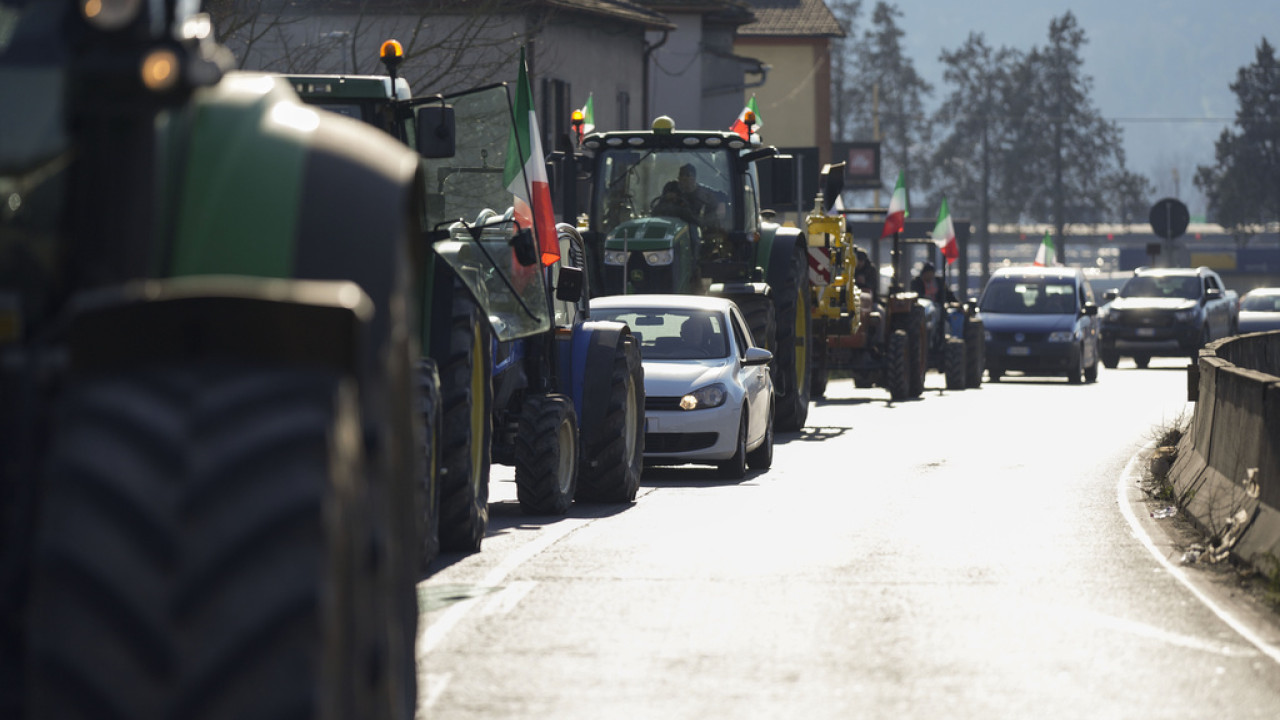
{"left": 1149, "top": 198, "right": 1189, "bottom": 241}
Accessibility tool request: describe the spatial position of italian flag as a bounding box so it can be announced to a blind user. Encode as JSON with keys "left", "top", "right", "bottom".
{"left": 504, "top": 47, "right": 559, "bottom": 266}
{"left": 574, "top": 93, "right": 595, "bottom": 137}
{"left": 880, "top": 171, "right": 908, "bottom": 238}
{"left": 1034, "top": 231, "right": 1058, "bottom": 266}
{"left": 932, "top": 196, "right": 959, "bottom": 264}
{"left": 730, "top": 95, "right": 762, "bottom": 140}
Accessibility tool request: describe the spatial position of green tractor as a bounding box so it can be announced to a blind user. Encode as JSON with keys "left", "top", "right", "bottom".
{"left": 565, "top": 115, "right": 812, "bottom": 432}
{"left": 0, "top": 3, "right": 525, "bottom": 718}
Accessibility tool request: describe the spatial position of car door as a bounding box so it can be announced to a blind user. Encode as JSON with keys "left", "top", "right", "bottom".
{"left": 729, "top": 306, "right": 769, "bottom": 440}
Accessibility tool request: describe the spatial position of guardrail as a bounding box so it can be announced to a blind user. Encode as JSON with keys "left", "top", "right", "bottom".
{"left": 1171, "top": 332, "right": 1280, "bottom": 574}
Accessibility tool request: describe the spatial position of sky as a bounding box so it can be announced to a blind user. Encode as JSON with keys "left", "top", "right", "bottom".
{"left": 884, "top": 0, "right": 1280, "bottom": 218}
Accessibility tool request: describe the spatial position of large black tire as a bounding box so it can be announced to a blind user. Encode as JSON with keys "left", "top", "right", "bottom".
{"left": 417, "top": 358, "right": 443, "bottom": 569}
{"left": 576, "top": 333, "right": 645, "bottom": 503}
{"left": 515, "top": 394, "right": 579, "bottom": 515}
{"left": 1100, "top": 349, "right": 1120, "bottom": 369}
{"left": 1133, "top": 354, "right": 1151, "bottom": 369}
{"left": 944, "top": 337, "right": 966, "bottom": 390}
{"left": 963, "top": 317, "right": 985, "bottom": 388}
{"left": 24, "top": 364, "right": 401, "bottom": 720}
{"left": 1084, "top": 353, "right": 1099, "bottom": 383}
{"left": 904, "top": 304, "right": 927, "bottom": 398}
{"left": 435, "top": 287, "right": 491, "bottom": 552}
{"left": 769, "top": 244, "right": 812, "bottom": 432}
{"left": 883, "top": 329, "right": 911, "bottom": 400}
{"left": 718, "top": 409, "right": 748, "bottom": 479}
{"left": 737, "top": 293, "right": 777, "bottom": 356}
{"left": 810, "top": 327, "right": 829, "bottom": 398}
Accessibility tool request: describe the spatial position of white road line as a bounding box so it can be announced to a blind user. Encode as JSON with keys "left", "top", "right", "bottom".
{"left": 1117, "top": 442, "right": 1280, "bottom": 666}
{"left": 418, "top": 516, "right": 592, "bottom": 658}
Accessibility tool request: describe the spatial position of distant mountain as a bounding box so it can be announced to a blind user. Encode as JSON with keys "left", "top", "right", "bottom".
{"left": 891, "top": 0, "right": 1279, "bottom": 217}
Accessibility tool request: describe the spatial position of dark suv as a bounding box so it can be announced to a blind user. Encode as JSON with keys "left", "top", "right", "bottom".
{"left": 978, "top": 266, "right": 1101, "bottom": 383}
{"left": 1098, "top": 266, "right": 1238, "bottom": 367}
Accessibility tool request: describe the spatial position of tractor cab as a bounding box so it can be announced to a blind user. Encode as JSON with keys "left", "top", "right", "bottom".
{"left": 580, "top": 117, "right": 767, "bottom": 296}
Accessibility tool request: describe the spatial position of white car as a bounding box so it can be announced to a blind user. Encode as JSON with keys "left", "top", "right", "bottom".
{"left": 590, "top": 294, "right": 774, "bottom": 478}
{"left": 1237, "top": 287, "right": 1280, "bottom": 334}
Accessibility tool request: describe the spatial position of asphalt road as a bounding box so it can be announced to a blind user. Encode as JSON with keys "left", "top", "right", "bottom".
{"left": 418, "top": 358, "right": 1280, "bottom": 719}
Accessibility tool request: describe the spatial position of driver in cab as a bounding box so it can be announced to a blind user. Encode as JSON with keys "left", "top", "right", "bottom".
{"left": 653, "top": 163, "right": 727, "bottom": 228}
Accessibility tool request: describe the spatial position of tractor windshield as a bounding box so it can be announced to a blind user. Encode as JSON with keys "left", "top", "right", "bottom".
{"left": 418, "top": 84, "right": 551, "bottom": 341}
{"left": 592, "top": 148, "right": 734, "bottom": 237}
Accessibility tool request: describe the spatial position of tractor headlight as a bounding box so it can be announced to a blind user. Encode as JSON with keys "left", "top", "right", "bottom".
{"left": 81, "top": 0, "right": 144, "bottom": 31}
{"left": 679, "top": 383, "right": 727, "bottom": 410}
{"left": 604, "top": 250, "right": 630, "bottom": 266}
{"left": 1047, "top": 331, "right": 1075, "bottom": 343}
{"left": 643, "top": 249, "right": 674, "bottom": 266}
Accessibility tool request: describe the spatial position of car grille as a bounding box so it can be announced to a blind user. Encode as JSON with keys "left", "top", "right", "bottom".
{"left": 990, "top": 331, "right": 1049, "bottom": 343}
{"left": 646, "top": 396, "right": 685, "bottom": 411}
{"left": 645, "top": 432, "right": 717, "bottom": 453}
{"left": 1109, "top": 309, "right": 1174, "bottom": 328}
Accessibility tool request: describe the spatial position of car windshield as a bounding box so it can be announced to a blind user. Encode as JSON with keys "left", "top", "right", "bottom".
{"left": 592, "top": 308, "right": 728, "bottom": 359}
{"left": 1241, "top": 293, "right": 1280, "bottom": 312}
{"left": 1120, "top": 275, "right": 1201, "bottom": 299}
{"left": 979, "top": 280, "right": 1078, "bottom": 314}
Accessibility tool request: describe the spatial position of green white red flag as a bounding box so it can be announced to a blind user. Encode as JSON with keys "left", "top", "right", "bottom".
{"left": 932, "top": 196, "right": 959, "bottom": 264}
{"left": 504, "top": 47, "right": 559, "bottom": 266}
{"left": 730, "top": 95, "right": 762, "bottom": 140}
{"left": 1034, "top": 231, "right": 1058, "bottom": 266}
{"left": 880, "top": 171, "right": 908, "bottom": 238}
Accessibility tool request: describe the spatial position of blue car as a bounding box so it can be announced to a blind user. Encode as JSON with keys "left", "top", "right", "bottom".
{"left": 978, "top": 266, "right": 1101, "bottom": 383}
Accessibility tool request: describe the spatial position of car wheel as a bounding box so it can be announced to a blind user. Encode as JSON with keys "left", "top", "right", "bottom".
{"left": 1133, "top": 354, "right": 1151, "bottom": 369}
{"left": 717, "top": 409, "right": 748, "bottom": 479}
{"left": 746, "top": 401, "right": 773, "bottom": 470}
{"left": 1100, "top": 349, "right": 1120, "bottom": 369}
{"left": 1066, "top": 344, "right": 1083, "bottom": 384}
{"left": 1084, "top": 347, "right": 1099, "bottom": 383}
{"left": 988, "top": 365, "right": 1003, "bottom": 382}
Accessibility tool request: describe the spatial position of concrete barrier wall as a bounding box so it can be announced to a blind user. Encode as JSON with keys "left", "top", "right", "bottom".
{"left": 1170, "top": 331, "right": 1280, "bottom": 574}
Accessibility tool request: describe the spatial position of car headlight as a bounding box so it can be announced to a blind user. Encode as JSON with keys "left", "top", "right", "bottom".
{"left": 1047, "top": 331, "right": 1076, "bottom": 342}
{"left": 643, "top": 249, "right": 674, "bottom": 266}
{"left": 679, "top": 383, "right": 727, "bottom": 410}
{"left": 1173, "top": 309, "right": 1196, "bottom": 322}
{"left": 603, "top": 250, "right": 630, "bottom": 266}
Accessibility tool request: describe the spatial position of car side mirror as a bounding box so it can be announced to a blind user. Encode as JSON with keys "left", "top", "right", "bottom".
{"left": 1204, "top": 287, "right": 1222, "bottom": 303}
{"left": 1103, "top": 289, "right": 1118, "bottom": 302}
{"left": 555, "top": 265, "right": 583, "bottom": 303}
{"left": 1082, "top": 303, "right": 1098, "bottom": 316}
{"left": 743, "top": 346, "right": 772, "bottom": 366}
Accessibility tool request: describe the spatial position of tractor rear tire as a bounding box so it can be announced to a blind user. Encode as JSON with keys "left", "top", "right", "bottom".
{"left": 437, "top": 287, "right": 491, "bottom": 552}
{"left": 515, "top": 394, "right": 579, "bottom": 515}
{"left": 905, "top": 304, "right": 927, "bottom": 398}
{"left": 737, "top": 294, "right": 777, "bottom": 356}
{"left": 25, "top": 364, "right": 403, "bottom": 720}
{"left": 963, "top": 317, "right": 985, "bottom": 388}
{"left": 576, "top": 333, "right": 644, "bottom": 503}
{"left": 770, "top": 244, "right": 811, "bottom": 432}
{"left": 944, "top": 337, "right": 966, "bottom": 390}
{"left": 417, "top": 359, "right": 443, "bottom": 569}
{"left": 883, "top": 329, "right": 911, "bottom": 400}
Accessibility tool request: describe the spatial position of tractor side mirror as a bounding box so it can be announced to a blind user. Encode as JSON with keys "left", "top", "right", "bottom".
{"left": 415, "top": 104, "right": 456, "bottom": 159}
{"left": 510, "top": 227, "right": 538, "bottom": 267}
{"left": 555, "top": 266, "right": 584, "bottom": 303}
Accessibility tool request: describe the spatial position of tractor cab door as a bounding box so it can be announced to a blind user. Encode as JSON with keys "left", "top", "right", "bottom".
{"left": 415, "top": 84, "right": 552, "bottom": 342}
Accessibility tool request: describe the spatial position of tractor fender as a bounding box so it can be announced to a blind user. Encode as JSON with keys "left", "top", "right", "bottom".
{"left": 755, "top": 222, "right": 806, "bottom": 281}
{"left": 164, "top": 73, "right": 421, "bottom": 374}
{"left": 59, "top": 276, "right": 373, "bottom": 377}
{"left": 560, "top": 320, "right": 631, "bottom": 431}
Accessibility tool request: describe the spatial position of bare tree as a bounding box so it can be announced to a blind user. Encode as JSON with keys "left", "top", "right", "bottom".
{"left": 206, "top": 0, "right": 552, "bottom": 95}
